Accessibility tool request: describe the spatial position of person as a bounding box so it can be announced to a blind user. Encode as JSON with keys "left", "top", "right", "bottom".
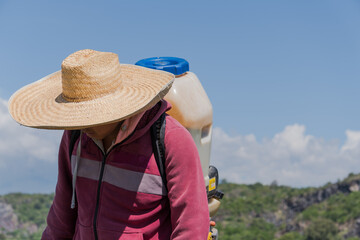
{"left": 8, "top": 49, "right": 209, "bottom": 240}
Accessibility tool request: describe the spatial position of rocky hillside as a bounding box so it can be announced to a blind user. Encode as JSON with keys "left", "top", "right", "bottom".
{"left": 0, "top": 193, "right": 53, "bottom": 240}
{"left": 2, "top": 174, "right": 360, "bottom": 239}
{"left": 214, "top": 173, "right": 360, "bottom": 239}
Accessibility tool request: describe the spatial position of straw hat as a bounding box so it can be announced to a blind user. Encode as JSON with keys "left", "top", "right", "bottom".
{"left": 8, "top": 49, "right": 175, "bottom": 130}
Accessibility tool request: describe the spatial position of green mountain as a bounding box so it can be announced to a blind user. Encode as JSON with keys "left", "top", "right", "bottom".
{"left": 2, "top": 173, "right": 360, "bottom": 239}
{"left": 214, "top": 173, "right": 360, "bottom": 240}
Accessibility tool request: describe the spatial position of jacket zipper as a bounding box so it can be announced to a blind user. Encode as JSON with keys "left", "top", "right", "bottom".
{"left": 93, "top": 153, "right": 107, "bottom": 240}
{"left": 92, "top": 131, "right": 136, "bottom": 240}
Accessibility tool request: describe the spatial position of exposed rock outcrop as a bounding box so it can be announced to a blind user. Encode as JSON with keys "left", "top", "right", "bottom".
{"left": 285, "top": 180, "right": 360, "bottom": 213}
{"left": 0, "top": 200, "right": 20, "bottom": 233}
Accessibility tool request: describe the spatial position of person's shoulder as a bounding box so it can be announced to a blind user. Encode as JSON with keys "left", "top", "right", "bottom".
{"left": 165, "top": 115, "right": 187, "bottom": 132}
{"left": 59, "top": 130, "right": 73, "bottom": 147}
{"left": 164, "top": 114, "right": 195, "bottom": 144}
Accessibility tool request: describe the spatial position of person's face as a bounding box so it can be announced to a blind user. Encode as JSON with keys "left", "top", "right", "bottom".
{"left": 82, "top": 122, "right": 121, "bottom": 140}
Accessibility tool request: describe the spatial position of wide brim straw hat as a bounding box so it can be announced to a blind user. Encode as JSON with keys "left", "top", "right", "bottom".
{"left": 8, "top": 49, "right": 175, "bottom": 130}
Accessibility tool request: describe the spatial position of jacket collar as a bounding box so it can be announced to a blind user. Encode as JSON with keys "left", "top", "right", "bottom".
{"left": 90, "top": 100, "right": 171, "bottom": 152}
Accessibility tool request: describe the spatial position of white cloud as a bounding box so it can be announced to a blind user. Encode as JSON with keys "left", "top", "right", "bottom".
{"left": 0, "top": 99, "right": 62, "bottom": 163}
{"left": 341, "top": 130, "right": 360, "bottom": 152}
{"left": 211, "top": 125, "right": 360, "bottom": 188}
{"left": 0, "top": 98, "right": 62, "bottom": 194}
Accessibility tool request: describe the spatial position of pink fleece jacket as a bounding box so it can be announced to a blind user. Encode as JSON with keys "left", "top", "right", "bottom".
{"left": 42, "top": 100, "right": 209, "bottom": 240}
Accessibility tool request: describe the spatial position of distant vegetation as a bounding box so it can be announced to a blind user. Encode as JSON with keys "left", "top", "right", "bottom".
{"left": 0, "top": 193, "right": 53, "bottom": 240}
{"left": 214, "top": 182, "right": 313, "bottom": 240}
{"left": 214, "top": 173, "right": 360, "bottom": 239}
{"left": 2, "top": 174, "right": 360, "bottom": 239}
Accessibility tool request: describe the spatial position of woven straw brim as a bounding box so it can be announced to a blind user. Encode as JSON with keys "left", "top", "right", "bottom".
{"left": 8, "top": 65, "right": 174, "bottom": 130}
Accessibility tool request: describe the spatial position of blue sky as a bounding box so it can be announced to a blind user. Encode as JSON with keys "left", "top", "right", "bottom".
{"left": 0, "top": 0, "right": 360, "bottom": 193}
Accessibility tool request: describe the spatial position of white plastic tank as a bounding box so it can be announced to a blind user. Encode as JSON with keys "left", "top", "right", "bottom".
{"left": 135, "top": 57, "right": 213, "bottom": 186}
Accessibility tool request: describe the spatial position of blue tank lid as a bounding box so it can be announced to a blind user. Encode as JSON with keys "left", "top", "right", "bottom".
{"left": 135, "top": 57, "right": 189, "bottom": 76}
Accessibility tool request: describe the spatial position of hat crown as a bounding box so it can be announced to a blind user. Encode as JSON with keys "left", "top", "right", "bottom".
{"left": 61, "top": 49, "right": 122, "bottom": 102}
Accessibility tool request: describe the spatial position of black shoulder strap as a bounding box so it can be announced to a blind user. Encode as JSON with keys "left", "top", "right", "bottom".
{"left": 69, "top": 130, "right": 81, "bottom": 160}
{"left": 150, "top": 113, "right": 167, "bottom": 192}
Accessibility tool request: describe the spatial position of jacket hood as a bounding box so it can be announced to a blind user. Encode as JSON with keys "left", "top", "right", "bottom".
{"left": 120, "top": 99, "right": 171, "bottom": 145}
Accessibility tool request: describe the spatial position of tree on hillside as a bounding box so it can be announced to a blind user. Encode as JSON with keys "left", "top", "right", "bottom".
{"left": 305, "top": 218, "right": 338, "bottom": 240}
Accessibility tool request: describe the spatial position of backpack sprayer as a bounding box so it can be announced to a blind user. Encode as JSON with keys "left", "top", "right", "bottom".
{"left": 136, "top": 57, "right": 224, "bottom": 240}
